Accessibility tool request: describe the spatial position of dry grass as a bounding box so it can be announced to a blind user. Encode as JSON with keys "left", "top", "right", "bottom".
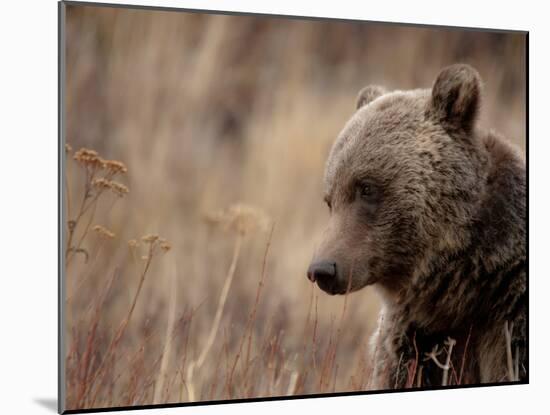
{"left": 63, "top": 4, "right": 526, "bottom": 411}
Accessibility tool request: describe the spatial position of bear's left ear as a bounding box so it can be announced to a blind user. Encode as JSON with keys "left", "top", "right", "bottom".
{"left": 356, "top": 85, "right": 386, "bottom": 110}
{"left": 428, "top": 64, "right": 482, "bottom": 132}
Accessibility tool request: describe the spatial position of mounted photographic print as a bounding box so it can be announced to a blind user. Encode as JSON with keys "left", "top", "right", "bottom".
{"left": 59, "top": 1, "right": 528, "bottom": 413}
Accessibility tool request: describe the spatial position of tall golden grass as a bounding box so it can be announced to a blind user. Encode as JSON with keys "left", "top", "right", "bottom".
{"left": 63, "top": 4, "right": 526, "bottom": 410}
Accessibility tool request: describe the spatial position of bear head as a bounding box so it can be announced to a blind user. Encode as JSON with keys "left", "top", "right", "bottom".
{"left": 308, "top": 64, "right": 490, "bottom": 297}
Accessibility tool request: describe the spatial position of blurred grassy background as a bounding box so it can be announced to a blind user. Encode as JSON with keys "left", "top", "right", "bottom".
{"left": 64, "top": 4, "right": 526, "bottom": 410}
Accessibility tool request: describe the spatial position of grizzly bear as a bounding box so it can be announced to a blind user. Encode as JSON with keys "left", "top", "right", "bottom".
{"left": 307, "top": 64, "right": 526, "bottom": 388}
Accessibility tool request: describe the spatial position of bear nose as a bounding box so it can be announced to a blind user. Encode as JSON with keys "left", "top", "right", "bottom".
{"left": 307, "top": 261, "right": 337, "bottom": 283}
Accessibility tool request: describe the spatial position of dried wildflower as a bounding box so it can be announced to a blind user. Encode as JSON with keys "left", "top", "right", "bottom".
{"left": 73, "top": 148, "right": 128, "bottom": 175}
{"left": 110, "top": 181, "right": 129, "bottom": 197}
{"left": 91, "top": 178, "right": 129, "bottom": 197}
{"left": 65, "top": 143, "right": 72, "bottom": 154}
{"left": 92, "top": 178, "right": 112, "bottom": 190}
{"left": 160, "top": 241, "right": 171, "bottom": 252}
{"left": 74, "top": 148, "right": 103, "bottom": 169}
{"left": 75, "top": 148, "right": 98, "bottom": 158}
{"left": 128, "top": 239, "right": 139, "bottom": 248}
{"left": 103, "top": 159, "right": 128, "bottom": 174}
{"left": 204, "top": 203, "right": 269, "bottom": 236}
{"left": 93, "top": 225, "right": 115, "bottom": 239}
{"left": 141, "top": 234, "right": 160, "bottom": 243}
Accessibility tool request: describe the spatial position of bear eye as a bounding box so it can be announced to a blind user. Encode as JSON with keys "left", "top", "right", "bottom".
{"left": 357, "top": 182, "right": 379, "bottom": 202}
{"left": 360, "top": 184, "right": 374, "bottom": 198}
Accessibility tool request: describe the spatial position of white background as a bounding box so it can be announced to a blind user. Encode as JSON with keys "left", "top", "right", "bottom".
{"left": 0, "top": 0, "right": 546, "bottom": 414}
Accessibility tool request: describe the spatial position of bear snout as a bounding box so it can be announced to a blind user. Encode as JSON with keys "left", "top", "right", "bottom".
{"left": 307, "top": 260, "right": 340, "bottom": 294}
{"left": 307, "top": 260, "right": 337, "bottom": 282}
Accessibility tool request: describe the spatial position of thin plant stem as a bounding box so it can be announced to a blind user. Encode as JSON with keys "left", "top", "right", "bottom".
{"left": 186, "top": 233, "right": 243, "bottom": 402}
{"left": 84, "top": 241, "right": 157, "bottom": 407}
{"left": 153, "top": 262, "right": 178, "bottom": 404}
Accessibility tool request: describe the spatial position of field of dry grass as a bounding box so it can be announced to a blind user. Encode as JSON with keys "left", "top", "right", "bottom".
{"left": 63, "top": 4, "right": 526, "bottom": 411}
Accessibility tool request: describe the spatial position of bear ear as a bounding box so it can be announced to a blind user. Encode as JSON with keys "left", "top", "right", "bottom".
{"left": 356, "top": 85, "right": 386, "bottom": 109}
{"left": 428, "top": 64, "right": 482, "bottom": 132}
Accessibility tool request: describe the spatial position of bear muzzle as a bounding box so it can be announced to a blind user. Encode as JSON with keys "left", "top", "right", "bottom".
{"left": 307, "top": 260, "right": 343, "bottom": 295}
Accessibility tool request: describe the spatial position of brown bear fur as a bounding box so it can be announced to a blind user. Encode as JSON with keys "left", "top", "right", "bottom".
{"left": 308, "top": 64, "right": 526, "bottom": 388}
